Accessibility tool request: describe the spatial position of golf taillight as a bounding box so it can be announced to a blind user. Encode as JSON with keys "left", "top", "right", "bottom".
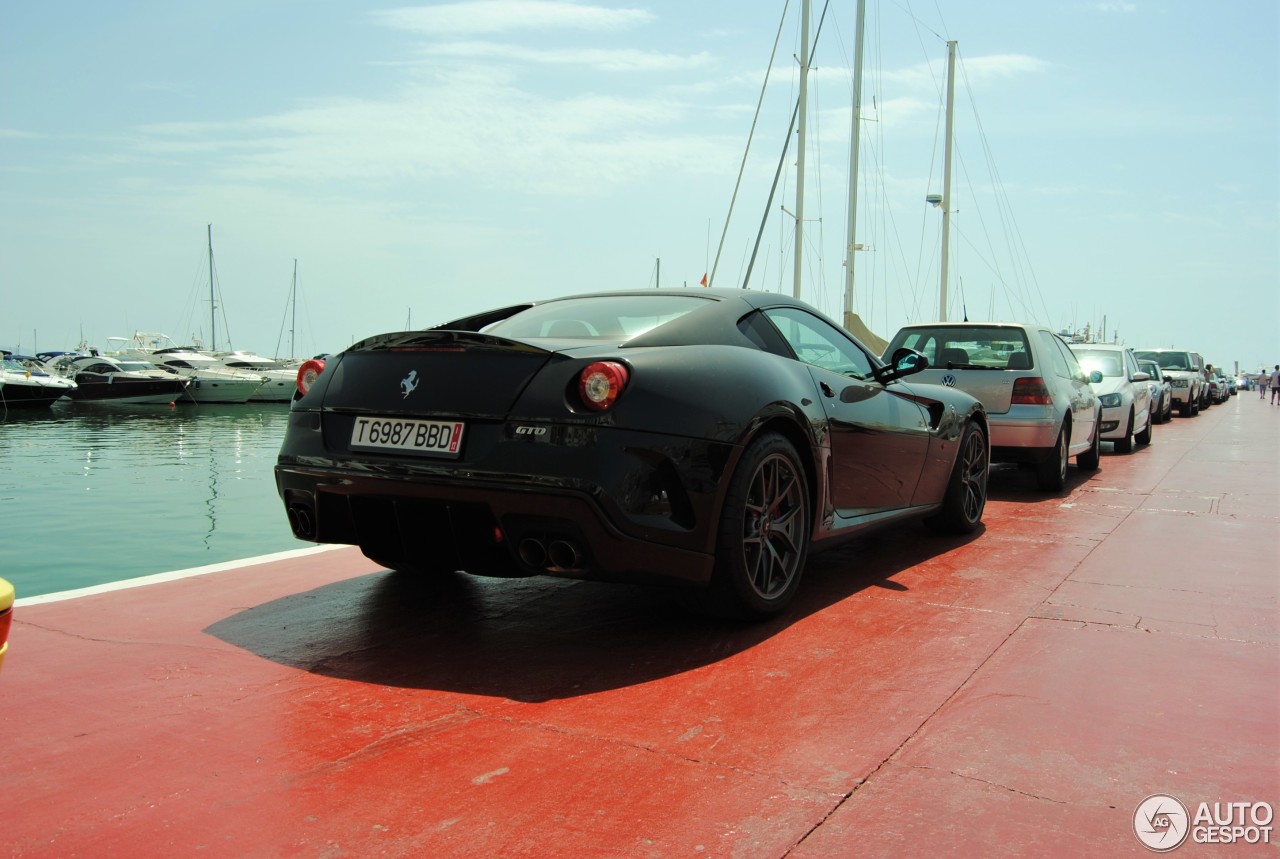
{"left": 578, "top": 361, "right": 629, "bottom": 411}
{"left": 296, "top": 359, "right": 326, "bottom": 395}
{"left": 1011, "top": 376, "right": 1053, "bottom": 405}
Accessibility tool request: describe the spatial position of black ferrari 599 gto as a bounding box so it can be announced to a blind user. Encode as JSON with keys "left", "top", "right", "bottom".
{"left": 276, "top": 289, "right": 989, "bottom": 618}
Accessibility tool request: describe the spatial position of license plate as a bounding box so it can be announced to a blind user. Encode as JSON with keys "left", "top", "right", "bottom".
{"left": 349, "top": 416, "right": 465, "bottom": 456}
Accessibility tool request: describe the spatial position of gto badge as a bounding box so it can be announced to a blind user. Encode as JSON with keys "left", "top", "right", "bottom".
{"left": 400, "top": 370, "right": 419, "bottom": 398}
{"left": 941, "top": 373, "right": 957, "bottom": 387}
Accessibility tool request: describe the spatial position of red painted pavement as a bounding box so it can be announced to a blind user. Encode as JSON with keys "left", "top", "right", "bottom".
{"left": 4, "top": 396, "right": 1277, "bottom": 857}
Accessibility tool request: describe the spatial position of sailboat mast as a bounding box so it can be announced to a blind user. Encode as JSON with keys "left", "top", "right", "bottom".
{"left": 290, "top": 259, "right": 297, "bottom": 358}
{"left": 842, "top": 0, "right": 867, "bottom": 318}
{"left": 792, "top": 0, "right": 811, "bottom": 299}
{"left": 939, "top": 41, "right": 957, "bottom": 321}
{"left": 207, "top": 224, "right": 217, "bottom": 351}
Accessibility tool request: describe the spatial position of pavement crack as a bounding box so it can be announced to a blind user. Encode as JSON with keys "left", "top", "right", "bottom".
{"left": 918, "top": 765, "right": 1070, "bottom": 804}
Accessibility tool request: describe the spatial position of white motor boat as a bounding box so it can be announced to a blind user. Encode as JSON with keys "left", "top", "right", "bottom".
{"left": 0, "top": 355, "right": 77, "bottom": 408}
{"left": 143, "top": 347, "right": 269, "bottom": 404}
{"left": 114, "top": 335, "right": 267, "bottom": 404}
{"left": 207, "top": 350, "right": 299, "bottom": 403}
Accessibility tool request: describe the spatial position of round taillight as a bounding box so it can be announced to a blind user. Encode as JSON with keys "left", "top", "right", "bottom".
{"left": 578, "top": 361, "right": 629, "bottom": 411}
{"left": 296, "top": 359, "right": 326, "bottom": 395}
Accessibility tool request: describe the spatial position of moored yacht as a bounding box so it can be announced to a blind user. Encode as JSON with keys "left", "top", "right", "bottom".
{"left": 0, "top": 354, "right": 77, "bottom": 408}
{"left": 207, "top": 350, "right": 298, "bottom": 403}
{"left": 50, "top": 354, "right": 190, "bottom": 405}
{"left": 115, "top": 334, "right": 268, "bottom": 404}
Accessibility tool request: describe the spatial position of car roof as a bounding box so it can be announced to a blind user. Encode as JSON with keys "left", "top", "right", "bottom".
{"left": 894, "top": 321, "right": 1045, "bottom": 331}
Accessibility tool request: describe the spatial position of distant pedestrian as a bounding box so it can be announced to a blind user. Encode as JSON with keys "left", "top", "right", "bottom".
{"left": 1271, "top": 365, "right": 1280, "bottom": 405}
{"left": 1262, "top": 371, "right": 1270, "bottom": 398}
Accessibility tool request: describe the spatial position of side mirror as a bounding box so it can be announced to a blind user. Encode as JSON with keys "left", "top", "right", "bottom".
{"left": 1089, "top": 370, "right": 1104, "bottom": 384}
{"left": 1132, "top": 371, "right": 1150, "bottom": 383}
{"left": 874, "top": 347, "right": 929, "bottom": 384}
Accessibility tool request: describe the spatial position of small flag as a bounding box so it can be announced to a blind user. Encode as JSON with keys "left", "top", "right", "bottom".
{"left": 700, "top": 273, "right": 708, "bottom": 287}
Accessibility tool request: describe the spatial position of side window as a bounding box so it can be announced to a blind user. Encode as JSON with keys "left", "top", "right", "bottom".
{"left": 1124, "top": 351, "right": 1140, "bottom": 378}
{"left": 763, "top": 307, "right": 876, "bottom": 380}
{"left": 896, "top": 331, "right": 937, "bottom": 362}
{"left": 1054, "top": 338, "right": 1087, "bottom": 382}
{"left": 1037, "top": 331, "right": 1072, "bottom": 380}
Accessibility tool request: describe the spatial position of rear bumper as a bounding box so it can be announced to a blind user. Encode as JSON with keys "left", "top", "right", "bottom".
{"left": 987, "top": 409, "right": 1060, "bottom": 456}
{"left": 275, "top": 465, "right": 717, "bottom": 586}
{"left": 274, "top": 418, "right": 735, "bottom": 587}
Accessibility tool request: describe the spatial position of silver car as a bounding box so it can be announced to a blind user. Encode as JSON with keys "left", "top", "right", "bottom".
{"left": 1138, "top": 359, "right": 1174, "bottom": 423}
{"left": 884, "top": 322, "right": 1101, "bottom": 491}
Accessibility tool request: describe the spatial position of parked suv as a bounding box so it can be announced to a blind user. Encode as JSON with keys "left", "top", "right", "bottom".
{"left": 884, "top": 322, "right": 1101, "bottom": 491}
{"left": 1134, "top": 349, "right": 1203, "bottom": 416}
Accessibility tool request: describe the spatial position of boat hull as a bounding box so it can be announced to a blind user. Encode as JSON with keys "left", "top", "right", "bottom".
{"left": 68, "top": 378, "right": 190, "bottom": 405}
{"left": 178, "top": 376, "right": 267, "bottom": 404}
{"left": 0, "top": 379, "right": 73, "bottom": 408}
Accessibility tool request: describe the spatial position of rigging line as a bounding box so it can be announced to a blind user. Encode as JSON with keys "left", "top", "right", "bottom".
{"left": 956, "top": 49, "right": 1051, "bottom": 326}
{"left": 742, "top": 0, "right": 834, "bottom": 292}
{"left": 709, "top": 0, "right": 791, "bottom": 290}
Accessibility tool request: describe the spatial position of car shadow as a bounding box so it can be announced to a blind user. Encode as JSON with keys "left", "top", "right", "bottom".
{"left": 205, "top": 524, "right": 982, "bottom": 702}
{"left": 984, "top": 462, "right": 1094, "bottom": 501}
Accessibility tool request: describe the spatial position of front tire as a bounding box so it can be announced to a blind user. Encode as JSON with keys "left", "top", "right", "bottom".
{"left": 703, "top": 432, "right": 810, "bottom": 619}
{"left": 925, "top": 421, "right": 988, "bottom": 533}
{"left": 1036, "top": 424, "right": 1069, "bottom": 492}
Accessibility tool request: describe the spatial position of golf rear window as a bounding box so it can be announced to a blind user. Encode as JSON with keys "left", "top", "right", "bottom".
{"left": 890, "top": 326, "right": 1032, "bottom": 369}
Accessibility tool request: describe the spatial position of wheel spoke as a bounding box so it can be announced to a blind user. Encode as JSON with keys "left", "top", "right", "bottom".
{"left": 740, "top": 452, "right": 806, "bottom": 599}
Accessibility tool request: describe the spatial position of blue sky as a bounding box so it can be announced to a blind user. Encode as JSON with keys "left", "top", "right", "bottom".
{"left": 2, "top": 0, "right": 1276, "bottom": 372}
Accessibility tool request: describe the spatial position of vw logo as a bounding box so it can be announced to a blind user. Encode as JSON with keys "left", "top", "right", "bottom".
{"left": 400, "top": 370, "right": 419, "bottom": 398}
{"left": 941, "top": 373, "right": 957, "bottom": 387}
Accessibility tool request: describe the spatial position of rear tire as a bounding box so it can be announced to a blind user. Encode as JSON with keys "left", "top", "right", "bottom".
{"left": 701, "top": 432, "right": 810, "bottom": 620}
{"left": 1135, "top": 411, "right": 1152, "bottom": 446}
{"left": 1035, "top": 424, "right": 1069, "bottom": 492}
{"left": 1076, "top": 415, "right": 1101, "bottom": 472}
{"left": 1114, "top": 408, "right": 1135, "bottom": 453}
{"left": 701, "top": 432, "right": 808, "bottom": 622}
{"left": 924, "top": 421, "right": 988, "bottom": 533}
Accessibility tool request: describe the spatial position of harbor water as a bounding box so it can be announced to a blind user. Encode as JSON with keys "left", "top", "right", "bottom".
{"left": 0, "top": 401, "right": 306, "bottom": 598}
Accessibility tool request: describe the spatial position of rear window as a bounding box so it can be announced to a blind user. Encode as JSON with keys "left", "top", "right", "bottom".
{"left": 484, "top": 294, "right": 709, "bottom": 340}
{"left": 1071, "top": 348, "right": 1124, "bottom": 378}
{"left": 888, "top": 326, "right": 1032, "bottom": 370}
{"left": 1134, "top": 350, "right": 1193, "bottom": 371}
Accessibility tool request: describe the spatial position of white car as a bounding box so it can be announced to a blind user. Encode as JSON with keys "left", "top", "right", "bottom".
{"left": 1070, "top": 344, "right": 1153, "bottom": 453}
{"left": 1135, "top": 349, "right": 1203, "bottom": 416}
{"left": 1137, "top": 359, "right": 1173, "bottom": 423}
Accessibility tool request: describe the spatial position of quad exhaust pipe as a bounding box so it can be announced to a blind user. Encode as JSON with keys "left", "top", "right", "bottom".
{"left": 286, "top": 502, "right": 316, "bottom": 540}
{"left": 517, "top": 536, "right": 586, "bottom": 572}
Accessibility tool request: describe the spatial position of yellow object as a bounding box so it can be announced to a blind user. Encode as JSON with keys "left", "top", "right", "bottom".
{"left": 0, "top": 576, "right": 13, "bottom": 673}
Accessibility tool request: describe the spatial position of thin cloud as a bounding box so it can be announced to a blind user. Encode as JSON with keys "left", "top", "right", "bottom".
{"left": 426, "top": 40, "right": 712, "bottom": 72}
{"left": 375, "top": 1, "right": 652, "bottom": 36}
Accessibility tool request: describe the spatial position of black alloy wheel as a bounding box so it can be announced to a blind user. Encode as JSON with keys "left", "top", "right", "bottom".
{"left": 925, "top": 421, "right": 988, "bottom": 533}
{"left": 705, "top": 432, "right": 810, "bottom": 619}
